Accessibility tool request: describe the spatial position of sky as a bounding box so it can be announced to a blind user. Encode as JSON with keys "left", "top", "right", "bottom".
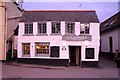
{"left": 22, "top": 1, "right": 119, "bottom": 23}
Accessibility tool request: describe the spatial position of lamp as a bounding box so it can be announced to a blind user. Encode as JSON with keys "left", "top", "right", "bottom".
{"left": 62, "top": 46, "right": 66, "bottom": 50}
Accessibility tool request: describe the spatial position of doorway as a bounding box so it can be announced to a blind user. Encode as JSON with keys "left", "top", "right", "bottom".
{"left": 69, "top": 46, "right": 81, "bottom": 66}
{"left": 6, "top": 40, "right": 12, "bottom": 61}
{"left": 109, "top": 37, "right": 113, "bottom": 52}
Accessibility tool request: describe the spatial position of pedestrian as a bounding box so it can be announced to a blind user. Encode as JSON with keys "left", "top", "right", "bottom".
{"left": 114, "top": 49, "right": 120, "bottom": 67}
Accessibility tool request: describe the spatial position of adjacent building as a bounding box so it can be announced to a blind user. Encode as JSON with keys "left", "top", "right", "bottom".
{"left": 0, "top": 1, "right": 6, "bottom": 61}
{"left": 100, "top": 12, "right": 120, "bottom": 57}
{"left": 17, "top": 10, "right": 100, "bottom": 67}
{"left": 0, "top": 0, "right": 23, "bottom": 61}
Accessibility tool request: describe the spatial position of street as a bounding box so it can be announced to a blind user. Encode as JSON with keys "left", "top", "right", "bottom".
{"left": 1, "top": 57, "right": 120, "bottom": 79}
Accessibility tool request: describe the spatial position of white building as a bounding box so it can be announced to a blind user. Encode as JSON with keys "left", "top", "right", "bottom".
{"left": 17, "top": 10, "right": 100, "bottom": 67}
{"left": 100, "top": 12, "right": 120, "bottom": 59}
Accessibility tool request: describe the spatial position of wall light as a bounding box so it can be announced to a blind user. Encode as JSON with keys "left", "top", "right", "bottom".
{"left": 62, "top": 46, "right": 66, "bottom": 50}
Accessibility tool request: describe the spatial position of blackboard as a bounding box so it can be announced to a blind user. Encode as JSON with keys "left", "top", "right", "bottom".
{"left": 85, "top": 48, "right": 94, "bottom": 59}
{"left": 50, "top": 46, "right": 59, "bottom": 57}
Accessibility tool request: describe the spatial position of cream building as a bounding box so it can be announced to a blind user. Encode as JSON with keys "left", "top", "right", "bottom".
{"left": 0, "top": 0, "right": 23, "bottom": 61}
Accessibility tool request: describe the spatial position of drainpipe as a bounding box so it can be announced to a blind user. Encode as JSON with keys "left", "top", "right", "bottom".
{"left": 4, "top": 1, "right": 7, "bottom": 61}
{"left": 1, "top": 1, "right": 6, "bottom": 61}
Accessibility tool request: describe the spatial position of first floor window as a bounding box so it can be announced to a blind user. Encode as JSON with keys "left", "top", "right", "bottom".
{"left": 38, "top": 22, "right": 47, "bottom": 34}
{"left": 65, "top": 22, "right": 75, "bottom": 34}
{"left": 52, "top": 22, "right": 61, "bottom": 34}
{"left": 22, "top": 43, "right": 30, "bottom": 55}
{"left": 36, "top": 42, "right": 50, "bottom": 54}
{"left": 85, "top": 48, "right": 94, "bottom": 59}
{"left": 25, "top": 23, "right": 33, "bottom": 34}
{"left": 80, "top": 23, "right": 89, "bottom": 34}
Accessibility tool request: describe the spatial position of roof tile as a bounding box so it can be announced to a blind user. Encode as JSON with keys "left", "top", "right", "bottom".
{"left": 19, "top": 10, "right": 99, "bottom": 23}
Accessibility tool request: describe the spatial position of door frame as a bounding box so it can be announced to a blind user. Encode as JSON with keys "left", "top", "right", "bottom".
{"left": 69, "top": 46, "right": 81, "bottom": 66}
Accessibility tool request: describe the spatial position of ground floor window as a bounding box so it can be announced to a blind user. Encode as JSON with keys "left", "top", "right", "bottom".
{"left": 35, "top": 42, "right": 50, "bottom": 55}
{"left": 22, "top": 43, "right": 30, "bottom": 56}
{"left": 85, "top": 48, "right": 94, "bottom": 59}
{"left": 50, "top": 46, "right": 60, "bottom": 57}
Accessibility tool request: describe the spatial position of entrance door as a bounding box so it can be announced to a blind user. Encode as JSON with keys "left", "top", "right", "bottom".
{"left": 69, "top": 46, "right": 81, "bottom": 66}
{"left": 109, "top": 37, "right": 113, "bottom": 52}
{"left": 6, "top": 40, "right": 12, "bottom": 61}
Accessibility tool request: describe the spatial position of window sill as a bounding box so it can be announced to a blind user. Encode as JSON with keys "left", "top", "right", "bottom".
{"left": 22, "top": 54, "right": 30, "bottom": 57}
{"left": 78, "top": 34, "right": 91, "bottom": 36}
{"left": 64, "top": 34, "right": 75, "bottom": 36}
{"left": 79, "top": 34, "right": 90, "bottom": 35}
{"left": 36, "top": 33, "right": 48, "bottom": 36}
{"left": 50, "top": 33, "right": 62, "bottom": 36}
{"left": 35, "top": 54, "right": 49, "bottom": 57}
{"left": 23, "top": 34, "right": 34, "bottom": 36}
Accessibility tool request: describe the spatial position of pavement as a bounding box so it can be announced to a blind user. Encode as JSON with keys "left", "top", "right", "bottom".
{"left": 1, "top": 57, "right": 120, "bottom": 79}
{"left": 3, "top": 61, "right": 66, "bottom": 70}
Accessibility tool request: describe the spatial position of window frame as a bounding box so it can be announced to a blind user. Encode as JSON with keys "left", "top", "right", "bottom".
{"left": 51, "top": 21, "right": 61, "bottom": 34}
{"left": 22, "top": 43, "right": 30, "bottom": 57}
{"left": 65, "top": 22, "right": 75, "bottom": 35}
{"left": 35, "top": 42, "right": 50, "bottom": 57}
{"left": 37, "top": 22, "right": 47, "bottom": 34}
{"left": 24, "top": 23, "right": 33, "bottom": 35}
{"left": 80, "top": 23, "right": 90, "bottom": 35}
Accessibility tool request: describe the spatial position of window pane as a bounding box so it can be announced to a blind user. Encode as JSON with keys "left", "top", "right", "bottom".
{"left": 66, "top": 22, "right": 75, "bottom": 34}
{"left": 24, "top": 23, "right": 33, "bottom": 34}
{"left": 22, "top": 43, "right": 30, "bottom": 55}
{"left": 29, "top": 26, "right": 33, "bottom": 33}
{"left": 52, "top": 22, "right": 61, "bottom": 34}
{"left": 85, "top": 27, "right": 89, "bottom": 34}
{"left": 36, "top": 42, "right": 50, "bottom": 54}
{"left": 25, "top": 26, "right": 28, "bottom": 34}
{"left": 38, "top": 23, "right": 46, "bottom": 34}
{"left": 80, "top": 23, "right": 89, "bottom": 34}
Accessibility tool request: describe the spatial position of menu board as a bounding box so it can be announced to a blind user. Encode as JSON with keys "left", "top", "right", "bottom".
{"left": 50, "top": 46, "right": 59, "bottom": 57}
{"left": 85, "top": 48, "right": 94, "bottom": 59}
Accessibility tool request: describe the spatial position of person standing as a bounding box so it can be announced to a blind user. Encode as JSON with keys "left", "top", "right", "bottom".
{"left": 114, "top": 49, "right": 120, "bottom": 67}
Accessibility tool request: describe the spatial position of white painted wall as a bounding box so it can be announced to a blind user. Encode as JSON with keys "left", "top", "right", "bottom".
{"left": 101, "top": 28, "right": 119, "bottom": 53}
{"left": 90, "top": 23, "right": 100, "bottom": 44}
{"left": 18, "top": 22, "right": 24, "bottom": 36}
{"left": 33, "top": 22, "right": 37, "bottom": 35}
{"left": 61, "top": 21, "right": 65, "bottom": 35}
{"left": 47, "top": 21, "right": 51, "bottom": 35}
{"left": 75, "top": 22, "right": 80, "bottom": 36}
{"left": 18, "top": 22, "right": 100, "bottom": 61}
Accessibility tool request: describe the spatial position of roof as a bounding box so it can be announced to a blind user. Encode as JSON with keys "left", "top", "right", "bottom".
{"left": 100, "top": 12, "right": 120, "bottom": 33}
{"left": 19, "top": 10, "right": 99, "bottom": 23}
